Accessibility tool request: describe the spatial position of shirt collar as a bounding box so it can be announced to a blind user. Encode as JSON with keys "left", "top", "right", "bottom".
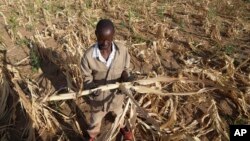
{"left": 92, "top": 42, "right": 115, "bottom": 58}
{"left": 92, "top": 42, "right": 116, "bottom": 68}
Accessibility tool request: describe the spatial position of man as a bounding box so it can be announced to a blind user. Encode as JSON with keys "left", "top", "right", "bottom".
{"left": 81, "top": 19, "right": 132, "bottom": 141}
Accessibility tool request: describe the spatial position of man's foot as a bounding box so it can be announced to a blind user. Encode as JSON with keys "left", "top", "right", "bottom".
{"left": 88, "top": 137, "right": 94, "bottom": 141}
{"left": 120, "top": 128, "right": 133, "bottom": 141}
{"left": 84, "top": 134, "right": 94, "bottom": 141}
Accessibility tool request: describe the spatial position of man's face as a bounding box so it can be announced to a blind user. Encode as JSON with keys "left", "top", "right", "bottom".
{"left": 96, "top": 28, "right": 114, "bottom": 50}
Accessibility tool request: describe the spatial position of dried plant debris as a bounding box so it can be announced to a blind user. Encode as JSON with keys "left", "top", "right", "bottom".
{"left": 0, "top": 0, "right": 249, "bottom": 141}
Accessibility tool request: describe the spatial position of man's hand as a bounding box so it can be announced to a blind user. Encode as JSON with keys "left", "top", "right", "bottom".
{"left": 120, "top": 71, "right": 134, "bottom": 82}
{"left": 120, "top": 71, "right": 129, "bottom": 82}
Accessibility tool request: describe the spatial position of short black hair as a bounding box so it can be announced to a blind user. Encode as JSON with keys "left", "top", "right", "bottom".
{"left": 96, "top": 19, "right": 115, "bottom": 33}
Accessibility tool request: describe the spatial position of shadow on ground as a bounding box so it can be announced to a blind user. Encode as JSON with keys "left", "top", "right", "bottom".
{"left": 35, "top": 45, "right": 91, "bottom": 141}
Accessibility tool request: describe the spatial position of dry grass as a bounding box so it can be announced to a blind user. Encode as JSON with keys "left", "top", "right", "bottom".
{"left": 0, "top": 0, "right": 250, "bottom": 141}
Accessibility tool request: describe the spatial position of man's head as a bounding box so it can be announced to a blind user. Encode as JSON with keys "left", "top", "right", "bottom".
{"left": 95, "top": 19, "right": 115, "bottom": 50}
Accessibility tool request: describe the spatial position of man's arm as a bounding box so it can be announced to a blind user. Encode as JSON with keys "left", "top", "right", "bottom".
{"left": 121, "top": 48, "right": 131, "bottom": 82}
{"left": 81, "top": 55, "right": 96, "bottom": 89}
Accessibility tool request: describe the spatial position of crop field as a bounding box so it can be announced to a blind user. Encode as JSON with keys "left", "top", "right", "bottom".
{"left": 0, "top": 0, "right": 250, "bottom": 141}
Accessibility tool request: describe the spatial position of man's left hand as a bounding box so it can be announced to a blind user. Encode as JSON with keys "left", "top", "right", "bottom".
{"left": 121, "top": 71, "right": 136, "bottom": 82}
{"left": 120, "top": 71, "right": 129, "bottom": 82}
